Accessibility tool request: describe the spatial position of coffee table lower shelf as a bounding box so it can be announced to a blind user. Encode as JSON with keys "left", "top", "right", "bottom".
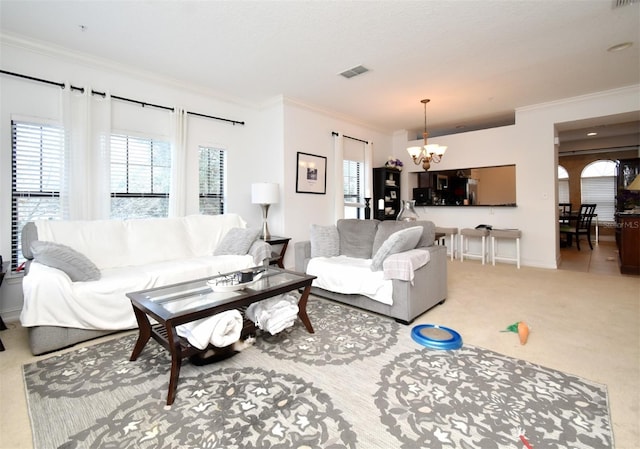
{"left": 127, "top": 267, "right": 316, "bottom": 405}
{"left": 149, "top": 313, "right": 256, "bottom": 358}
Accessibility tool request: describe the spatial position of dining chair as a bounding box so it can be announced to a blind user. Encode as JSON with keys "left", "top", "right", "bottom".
{"left": 559, "top": 203, "right": 596, "bottom": 250}
{"left": 558, "top": 203, "right": 572, "bottom": 225}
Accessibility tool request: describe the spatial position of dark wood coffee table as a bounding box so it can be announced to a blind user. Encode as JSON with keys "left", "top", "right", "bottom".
{"left": 127, "top": 266, "right": 316, "bottom": 405}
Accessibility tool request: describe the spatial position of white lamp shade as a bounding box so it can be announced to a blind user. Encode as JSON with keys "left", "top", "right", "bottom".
{"left": 251, "top": 183, "right": 280, "bottom": 204}
{"left": 407, "top": 146, "right": 423, "bottom": 158}
{"left": 627, "top": 174, "right": 640, "bottom": 191}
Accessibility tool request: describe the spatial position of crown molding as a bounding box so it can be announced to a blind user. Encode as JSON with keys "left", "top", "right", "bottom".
{"left": 516, "top": 84, "right": 640, "bottom": 113}
{"left": 0, "top": 32, "right": 254, "bottom": 110}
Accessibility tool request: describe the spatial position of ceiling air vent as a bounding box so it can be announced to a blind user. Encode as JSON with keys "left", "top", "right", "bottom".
{"left": 612, "top": 0, "right": 638, "bottom": 8}
{"left": 339, "top": 65, "right": 369, "bottom": 79}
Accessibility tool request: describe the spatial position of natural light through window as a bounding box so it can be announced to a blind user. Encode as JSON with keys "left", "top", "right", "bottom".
{"left": 581, "top": 160, "right": 616, "bottom": 223}
{"left": 558, "top": 165, "right": 569, "bottom": 204}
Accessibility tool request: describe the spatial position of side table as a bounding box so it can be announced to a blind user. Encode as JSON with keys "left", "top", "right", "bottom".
{"left": 0, "top": 260, "right": 8, "bottom": 351}
{"left": 261, "top": 236, "right": 291, "bottom": 269}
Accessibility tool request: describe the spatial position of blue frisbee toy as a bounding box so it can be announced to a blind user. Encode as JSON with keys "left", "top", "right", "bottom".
{"left": 411, "top": 324, "right": 463, "bottom": 350}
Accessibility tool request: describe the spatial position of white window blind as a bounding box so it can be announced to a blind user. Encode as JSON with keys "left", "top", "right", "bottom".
{"left": 110, "top": 134, "right": 171, "bottom": 219}
{"left": 581, "top": 177, "right": 615, "bottom": 223}
{"left": 199, "top": 146, "right": 226, "bottom": 215}
{"left": 11, "top": 120, "right": 65, "bottom": 269}
{"left": 581, "top": 160, "right": 616, "bottom": 223}
{"left": 343, "top": 159, "right": 363, "bottom": 218}
{"left": 558, "top": 165, "right": 569, "bottom": 203}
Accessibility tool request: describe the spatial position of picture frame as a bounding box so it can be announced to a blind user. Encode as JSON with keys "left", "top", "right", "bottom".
{"left": 296, "top": 152, "right": 327, "bottom": 194}
{"left": 390, "top": 191, "right": 397, "bottom": 199}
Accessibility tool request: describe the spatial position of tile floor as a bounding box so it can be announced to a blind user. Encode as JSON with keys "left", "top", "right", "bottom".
{"left": 558, "top": 235, "right": 623, "bottom": 276}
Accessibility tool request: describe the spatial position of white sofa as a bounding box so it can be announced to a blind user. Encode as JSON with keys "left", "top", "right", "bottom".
{"left": 295, "top": 219, "right": 447, "bottom": 324}
{"left": 20, "top": 214, "right": 270, "bottom": 355}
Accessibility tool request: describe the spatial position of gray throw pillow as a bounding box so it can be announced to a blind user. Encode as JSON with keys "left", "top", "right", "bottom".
{"left": 372, "top": 220, "right": 436, "bottom": 255}
{"left": 370, "top": 226, "right": 423, "bottom": 271}
{"left": 30, "top": 240, "right": 101, "bottom": 282}
{"left": 337, "top": 219, "right": 380, "bottom": 259}
{"left": 214, "top": 227, "right": 261, "bottom": 255}
{"left": 310, "top": 224, "right": 339, "bottom": 258}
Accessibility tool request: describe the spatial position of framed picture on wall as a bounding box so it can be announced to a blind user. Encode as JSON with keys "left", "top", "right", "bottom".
{"left": 296, "top": 152, "right": 327, "bottom": 194}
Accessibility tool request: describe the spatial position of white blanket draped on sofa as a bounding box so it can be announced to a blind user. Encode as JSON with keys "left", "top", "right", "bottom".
{"left": 306, "top": 256, "right": 394, "bottom": 305}
{"left": 305, "top": 249, "right": 431, "bottom": 306}
{"left": 20, "top": 214, "right": 262, "bottom": 331}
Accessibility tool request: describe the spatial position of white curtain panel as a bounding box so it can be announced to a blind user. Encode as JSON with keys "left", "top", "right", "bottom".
{"left": 61, "top": 84, "right": 88, "bottom": 220}
{"left": 364, "top": 141, "right": 373, "bottom": 216}
{"left": 169, "top": 107, "right": 188, "bottom": 217}
{"left": 333, "top": 133, "right": 344, "bottom": 221}
{"left": 90, "top": 91, "right": 112, "bottom": 220}
{"left": 61, "top": 85, "right": 111, "bottom": 220}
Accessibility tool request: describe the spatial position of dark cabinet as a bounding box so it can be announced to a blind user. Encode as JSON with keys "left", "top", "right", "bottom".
{"left": 616, "top": 158, "right": 640, "bottom": 212}
{"left": 616, "top": 214, "right": 640, "bottom": 275}
{"left": 373, "top": 167, "right": 401, "bottom": 220}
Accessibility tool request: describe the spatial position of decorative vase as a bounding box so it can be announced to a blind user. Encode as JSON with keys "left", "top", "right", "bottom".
{"left": 397, "top": 200, "right": 419, "bottom": 221}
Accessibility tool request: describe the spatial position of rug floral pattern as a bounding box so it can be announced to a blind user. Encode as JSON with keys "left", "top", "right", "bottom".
{"left": 255, "top": 299, "right": 400, "bottom": 365}
{"left": 60, "top": 367, "right": 356, "bottom": 449}
{"left": 23, "top": 297, "right": 613, "bottom": 449}
{"left": 375, "top": 346, "right": 613, "bottom": 449}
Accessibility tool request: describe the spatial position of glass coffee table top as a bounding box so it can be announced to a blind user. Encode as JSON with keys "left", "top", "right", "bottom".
{"left": 129, "top": 267, "right": 314, "bottom": 319}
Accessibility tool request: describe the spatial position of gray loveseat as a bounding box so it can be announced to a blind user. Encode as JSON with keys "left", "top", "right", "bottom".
{"left": 295, "top": 219, "right": 447, "bottom": 324}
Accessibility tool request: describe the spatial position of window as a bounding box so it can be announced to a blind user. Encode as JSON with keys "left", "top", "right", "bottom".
{"left": 110, "top": 134, "right": 171, "bottom": 219}
{"left": 558, "top": 165, "right": 569, "bottom": 203}
{"left": 199, "top": 146, "right": 226, "bottom": 215}
{"left": 343, "top": 159, "right": 363, "bottom": 218}
{"left": 11, "top": 120, "right": 65, "bottom": 269}
{"left": 581, "top": 160, "right": 616, "bottom": 223}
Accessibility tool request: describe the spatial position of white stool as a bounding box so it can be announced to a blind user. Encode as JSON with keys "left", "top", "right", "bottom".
{"left": 435, "top": 226, "right": 458, "bottom": 261}
{"left": 490, "top": 229, "right": 521, "bottom": 269}
{"left": 459, "top": 228, "right": 490, "bottom": 264}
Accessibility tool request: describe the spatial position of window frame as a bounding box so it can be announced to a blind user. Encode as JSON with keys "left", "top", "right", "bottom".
{"left": 198, "top": 145, "right": 226, "bottom": 215}
{"left": 10, "top": 119, "right": 65, "bottom": 269}
{"left": 109, "top": 133, "right": 172, "bottom": 219}
{"left": 580, "top": 160, "right": 617, "bottom": 223}
{"left": 343, "top": 159, "right": 364, "bottom": 219}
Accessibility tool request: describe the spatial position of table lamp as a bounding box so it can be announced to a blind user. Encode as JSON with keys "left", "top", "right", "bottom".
{"left": 627, "top": 174, "right": 640, "bottom": 191}
{"left": 251, "top": 183, "right": 279, "bottom": 239}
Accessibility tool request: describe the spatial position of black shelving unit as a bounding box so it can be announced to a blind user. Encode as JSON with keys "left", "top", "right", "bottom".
{"left": 373, "top": 167, "right": 401, "bottom": 220}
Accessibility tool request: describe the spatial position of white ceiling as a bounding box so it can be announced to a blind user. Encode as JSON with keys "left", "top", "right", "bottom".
{"left": 0, "top": 0, "right": 639, "bottom": 138}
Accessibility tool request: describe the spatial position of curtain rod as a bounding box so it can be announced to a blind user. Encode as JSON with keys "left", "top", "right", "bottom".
{"left": 332, "top": 131, "right": 369, "bottom": 144}
{"left": 1, "top": 69, "right": 245, "bottom": 126}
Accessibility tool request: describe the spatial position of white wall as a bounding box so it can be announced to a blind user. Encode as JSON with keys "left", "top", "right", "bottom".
{"left": 281, "top": 98, "right": 392, "bottom": 268}
{"left": 0, "top": 37, "right": 392, "bottom": 317}
{"left": 1, "top": 35, "right": 638, "bottom": 319}
{"left": 0, "top": 37, "right": 269, "bottom": 319}
{"left": 392, "top": 85, "right": 640, "bottom": 269}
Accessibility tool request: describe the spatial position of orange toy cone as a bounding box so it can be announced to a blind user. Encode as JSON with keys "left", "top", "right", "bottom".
{"left": 517, "top": 321, "right": 530, "bottom": 345}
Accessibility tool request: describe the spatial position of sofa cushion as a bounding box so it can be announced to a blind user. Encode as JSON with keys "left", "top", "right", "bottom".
{"left": 214, "top": 227, "right": 261, "bottom": 255}
{"left": 310, "top": 224, "right": 340, "bottom": 258}
{"left": 371, "top": 226, "right": 423, "bottom": 271}
{"left": 337, "top": 219, "right": 380, "bottom": 259}
{"left": 372, "top": 220, "right": 436, "bottom": 255}
{"left": 30, "top": 241, "right": 101, "bottom": 282}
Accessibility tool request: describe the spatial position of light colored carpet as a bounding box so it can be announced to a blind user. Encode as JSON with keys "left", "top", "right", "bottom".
{"left": 1, "top": 259, "right": 638, "bottom": 448}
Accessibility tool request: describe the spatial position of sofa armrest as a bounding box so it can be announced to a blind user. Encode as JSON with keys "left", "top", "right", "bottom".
{"left": 249, "top": 240, "right": 272, "bottom": 266}
{"left": 382, "top": 248, "right": 430, "bottom": 282}
{"left": 294, "top": 241, "right": 311, "bottom": 273}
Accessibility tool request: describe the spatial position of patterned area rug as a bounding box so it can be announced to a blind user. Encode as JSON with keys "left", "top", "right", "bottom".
{"left": 23, "top": 298, "right": 613, "bottom": 449}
